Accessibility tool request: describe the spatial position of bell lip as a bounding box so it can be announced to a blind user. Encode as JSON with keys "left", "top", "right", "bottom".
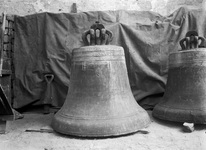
{"left": 153, "top": 105, "right": 206, "bottom": 124}
{"left": 51, "top": 123, "right": 151, "bottom": 138}
{"left": 51, "top": 111, "right": 151, "bottom": 137}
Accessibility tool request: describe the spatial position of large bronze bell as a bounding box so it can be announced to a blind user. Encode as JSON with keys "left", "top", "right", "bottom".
{"left": 51, "top": 22, "right": 150, "bottom": 137}
{"left": 153, "top": 31, "right": 206, "bottom": 123}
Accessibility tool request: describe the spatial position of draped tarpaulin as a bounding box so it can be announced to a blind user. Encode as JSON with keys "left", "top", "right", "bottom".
{"left": 13, "top": 6, "right": 206, "bottom": 110}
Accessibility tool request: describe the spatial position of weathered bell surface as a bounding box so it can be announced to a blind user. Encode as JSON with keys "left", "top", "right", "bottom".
{"left": 51, "top": 21, "right": 150, "bottom": 137}
{"left": 153, "top": 31, "right": 206, "bottom": 124}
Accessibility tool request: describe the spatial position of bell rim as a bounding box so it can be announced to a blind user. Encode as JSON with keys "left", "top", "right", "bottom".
{"left": 153, "top": 105, "right": 206, "bottom": 124}
{"left": 51, "top": 110, "right": 151, "bottom": 137}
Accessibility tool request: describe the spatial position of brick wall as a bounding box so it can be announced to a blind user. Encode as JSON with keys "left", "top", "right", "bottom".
{"left": 0, "top": 14, "right": 14, "bottom": 104}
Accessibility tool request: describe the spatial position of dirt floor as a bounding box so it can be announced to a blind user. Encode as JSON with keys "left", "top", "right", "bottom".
{"left": 0, "top": 110, "right": 205, "bottom": 150}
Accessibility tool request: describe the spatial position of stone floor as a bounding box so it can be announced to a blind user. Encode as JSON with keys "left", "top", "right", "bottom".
{"left": 0, "top": 111, "right": 205, "bottom": 150}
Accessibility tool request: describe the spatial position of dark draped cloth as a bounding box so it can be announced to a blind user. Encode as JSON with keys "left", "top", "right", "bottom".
{"left": 13, "top": 6, "right": 206, "bottom": 109}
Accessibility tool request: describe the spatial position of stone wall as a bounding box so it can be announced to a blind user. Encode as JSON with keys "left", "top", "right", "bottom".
{"left": 0, "top": 0, "right": 205, "bottom": 16}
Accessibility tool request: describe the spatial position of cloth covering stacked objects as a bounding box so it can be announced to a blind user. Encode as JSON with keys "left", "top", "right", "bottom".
{"left": 13, "top": 6, "right": 206, "bottom": 110}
